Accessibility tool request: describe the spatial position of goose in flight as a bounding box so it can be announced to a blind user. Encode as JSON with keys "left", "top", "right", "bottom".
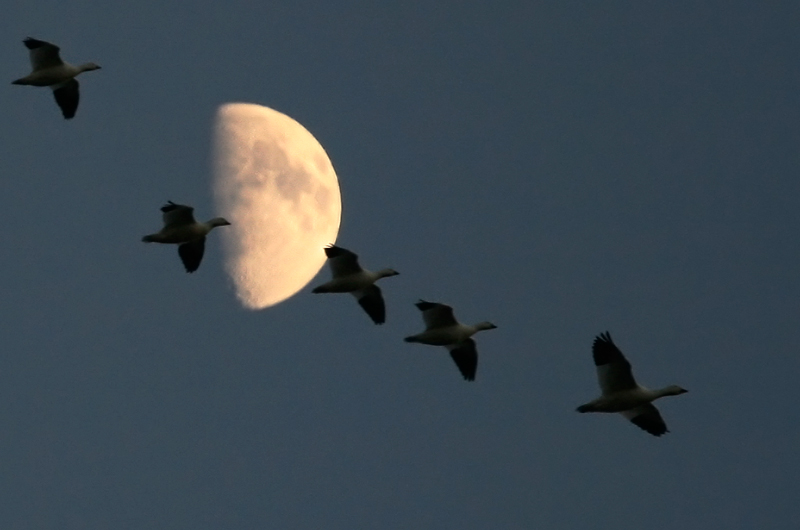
{"left": 404, "top": 300, "right": 497, "bottom": 381}
{"left": 142, "top": 201, "right": 230, "bottom": 273}
{"left": 312, "top": 245, "right": 399, "bottom": 324}
{"left": 12, "top": 38, "right": 101, "bottom": 119}
{"left": 576, "top": 332, "right": 688, "bottom": 436}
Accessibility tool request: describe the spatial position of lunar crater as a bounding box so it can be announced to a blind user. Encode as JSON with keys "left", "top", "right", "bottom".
{"left": 213, "top": 103, "right": 342, "bottom": 309}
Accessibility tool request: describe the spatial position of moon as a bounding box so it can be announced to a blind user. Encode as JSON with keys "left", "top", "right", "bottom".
{"left": 212, "top": 103, "right": 342, "bottom": 309}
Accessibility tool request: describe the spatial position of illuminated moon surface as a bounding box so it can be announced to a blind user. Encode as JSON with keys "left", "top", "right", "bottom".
{"left": 213, "top": 103, "right": 341, "bottom": 309}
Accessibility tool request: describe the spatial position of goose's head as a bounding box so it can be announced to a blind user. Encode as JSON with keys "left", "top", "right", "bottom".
{"left": 664, "top": 385, "right": 688, "bottom": 396}
{"left": 476, "top": 322, "right": 498, "bottom": 332}
{"left": 80, "top": 62, "right": 102, "bottom": 72}
{"left": 378, "top": 268, "right": 400, "bottom": 279}
{"left": 208, "top": 217, "right": 232, "bottom": 228}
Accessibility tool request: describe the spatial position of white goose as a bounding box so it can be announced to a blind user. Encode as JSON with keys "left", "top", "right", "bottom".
{"left": 312, "top": 245, "right": 399, "bottom": 325}
{"left": 577, "top": 332, "right": 688, "bottom": 436}
{"left": 12, "top": 38, "right": 101, "bottom": 119}
{"left": 142, "top": 201, "right": 230, "bottom": 273}
{"left": 404, "top": 300, "right": 497, "bottom": 381}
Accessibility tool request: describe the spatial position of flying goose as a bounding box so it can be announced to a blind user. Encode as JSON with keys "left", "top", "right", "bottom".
{"left": 576, "top": 332, "right": 688, "bottom": 436}
{"left": 142, "top": 201, "right": 230, "bottom": 273}
{"left": 12, "top": 38, "right": 101, "bottom": 119}
{"left": 312, "top": 245, "right": 399, "bottom": 324}
{"left": 404, "top": 300, "right": 497, "bottom": 381}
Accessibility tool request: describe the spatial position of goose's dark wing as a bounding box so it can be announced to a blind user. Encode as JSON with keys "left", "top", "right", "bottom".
{"left": 593, "top": 332, "right": 637, "bottom": 394}
{"left": 415, "top": 300, "right": 458, "bottom": 329}
{"left": 52, "top": 79, "right": 79, "bottom": 119}
{"left": 24, "top": 37, "right": 63, "bottom": 70}
{"left": 355, "top": 285, "right": 386, "bottom": 325}
{"left": 161, "top": 201, "right": 197, "bottom": 227}
{"left": 447, "top": 339, "right": 478, "bottom": 381}
{"left": 324, "top": 245, "right": 362, "bottom": 277}
{"left": 178, "top": 237, "right": 205, "bottom": 273}
{"left": 622, "top": 404, "right": 669, "bottom": 437}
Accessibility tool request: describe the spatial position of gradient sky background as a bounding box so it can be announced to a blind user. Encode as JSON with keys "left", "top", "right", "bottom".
{"left": 2, "top": 1, "right": 799, "bottom": 529}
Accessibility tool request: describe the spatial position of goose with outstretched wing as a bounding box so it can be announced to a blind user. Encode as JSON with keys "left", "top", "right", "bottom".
{"left": 404, "top": 300, "right": 497, "bottom": 381}
{"left": 142, "top": 201, "right": 230, "bottom": 273}
{"left": 12, "top": 38, "right": 101, "bottom": 119}
{"left": 576, "top": 332, "right": 688, "bottom": 436}
{"left": 312, "top": 245, "right": 398, "bottom": 325}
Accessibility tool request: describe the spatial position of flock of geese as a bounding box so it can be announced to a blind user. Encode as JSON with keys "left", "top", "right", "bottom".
{"left": 12, "top": 38, "right": 688, "bottom": 437}
{"left": 310, "top": 247, "right": 687, "bottom": 437}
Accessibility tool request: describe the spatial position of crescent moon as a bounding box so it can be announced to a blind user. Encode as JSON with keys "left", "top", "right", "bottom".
{"left": 212, "top": 103, "right": 342, "bottom": 309}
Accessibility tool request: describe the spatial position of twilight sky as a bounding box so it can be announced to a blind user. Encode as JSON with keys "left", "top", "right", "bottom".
{"left": 2, "top": 1, "right": 799, "bottom": 529}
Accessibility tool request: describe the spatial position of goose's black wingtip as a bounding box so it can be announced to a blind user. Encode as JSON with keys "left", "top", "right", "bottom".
{"left": 594, "top": 331, "right": 614, "bottom": 345}
{"left": 414, "top": 300, "right": 437, "bottom": 311}
{"left": 22, "top": 37, "right": 46, "bottom": 49}
{"left": 323, "top": 245, "right": 348, "bottom": 258}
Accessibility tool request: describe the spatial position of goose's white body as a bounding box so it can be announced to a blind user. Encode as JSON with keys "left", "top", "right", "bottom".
{"left": 14, "top": 62, "right": 91, "bottom": 87}
{"left": 12, "top": 38, "right": 101, "bottom": 119}
{"left": 312, "top": 245, "right": 398, "bottom": 325}
{"left": 579, "top": 386, "right": 685, "bottom": 413}
{"left": 144, "top": 220, "right": 221, "bottom": 244}
{"left": 406, "top": 322, "right": 493, "bottom": 347}
{"left": 315, "top": 269, "right": 392, "bottom": 294}
{"left": 577, "top": 332, "right": 688, "bottom": 436}
{"left": 404, "top": 300, "right": 497, "bottom": 381}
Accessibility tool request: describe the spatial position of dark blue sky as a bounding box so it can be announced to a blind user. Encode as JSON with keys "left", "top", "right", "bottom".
{"left": 2, "top": 1, "right": 799, "bottom": 528}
